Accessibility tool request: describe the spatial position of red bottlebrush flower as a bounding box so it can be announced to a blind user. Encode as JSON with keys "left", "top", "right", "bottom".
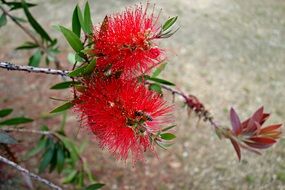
{"left": 74, "top": 78, "right": 172, "bottom": 162}
{"left": 93, "top": 4, "right": 164, "bottom": 76}
{"left": 229, "top": 107, "right": 282, "bottom": 160}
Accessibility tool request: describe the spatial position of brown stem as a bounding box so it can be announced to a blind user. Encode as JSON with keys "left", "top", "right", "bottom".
{"left": 0, "top": 61, "right": 220, "bottom": 128}
{"left": 0, "top": 155, "right": 63, "bottom": 190}
{"left": 145, "top": 81, "right": 219, "bottom": 128}
{"left": 2, "top": 128, "right": 54, "bottom": 136}
{"left": 0, "top": 61, "right": 68, "bottom": 76}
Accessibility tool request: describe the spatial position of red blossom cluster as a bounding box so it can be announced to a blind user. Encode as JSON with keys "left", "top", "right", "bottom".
{"left": 229, "top": 107, "right": 282, "bottom": 160}
{"left": 93, "top": 4, "right": 164, "bottom": 77}
{"left": 74, "top": 4, "right": 174, "bottom": 162}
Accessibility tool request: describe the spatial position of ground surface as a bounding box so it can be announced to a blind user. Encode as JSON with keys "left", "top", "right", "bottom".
{"left": 0, "top": 0, "right": 285, "bottom": 189}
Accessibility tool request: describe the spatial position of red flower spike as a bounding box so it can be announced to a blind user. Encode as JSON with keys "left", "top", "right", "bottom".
{"left": 93, "top": 4, "right": 164, "bottom": 77}
{"left": 229, "top": 107, "right": 282, "bottom": 160}
{"left": 74, "top": 78, "right": 173, "bottom": 162}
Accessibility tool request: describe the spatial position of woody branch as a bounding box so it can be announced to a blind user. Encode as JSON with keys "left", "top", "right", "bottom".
{"left": 0, "top": 155, "right": 63, "bottom": 190}
{"left": 0, "top": 61, "right": 219, "bottom": 128}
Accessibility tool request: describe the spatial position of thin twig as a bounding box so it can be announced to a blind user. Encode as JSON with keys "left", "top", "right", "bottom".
{"left": 0, "top": 61, "right": 220, "bottom": 128}
{"left": 0, "top": 155, "right": 63, "bottom": 190}
{"left": 0, "top": 62, "right": 69, "bottom": 76}
{"left": 145, "top": 81, "right": 219, "bottom": 128}
{"left": 1, "top": 128, "right": 54, "bottom": 136}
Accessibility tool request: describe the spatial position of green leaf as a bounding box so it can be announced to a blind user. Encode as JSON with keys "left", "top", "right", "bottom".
{"left": 152, "top": 63, "right": 167, "bottom": 78}
{"left": 159, "top": 27, "right": 179, "bottom": 39}
{"left": 84, "top": 2, "right": 93, "bottom": 34}
{"left": 77, "top": 6, "right": 89, "bottom": 33}
{"left": 68, "top": 60, "right": 96, "bottom": 77}
{"left": 75, "top": 53, "right": 85, "bottom": 62}
{"left": 155, "top": 141, "right": 167, "bottom": 150}
{"left": 72, "top": 6, "right": 81, "bottom": 37}
{"left": 56, "top": 146, "right": 65, "bottom": 173}
{"left": 50, "top": 101, "right": 74, "bottom": 114}
{"left": 161, "top": 125, "right": 176, "bottom": 132}
{"left": 160, "top": 133, "right": 176, "bottom": 140}
{"left": 22, "top": 0, "right": 52, "bottom": 42}
{"left": 41, "top": 125, "right": 49, "bottom": 131}
{"left": 84, "top": 59, "right": 96, "bottom": 74}
{"left": 68, "top": 65, "right": 87, "bottom": 77}
{"left": 147, "top": 77, "right": 175, "bottom": 86}
{"left": 5, "top": 2, "right": 36, "bottom": 11}
{"left": 28, "top": 50, "right": 42, "bottom": 66}
{"left": 149, "top": 83, "right": 162, "bottom": 94}
{"left": 15, "top": 41, "right": 38, "bottom": 50}
{"left": 59, "top": 25, "right": 83, "bottom": 52}
{"left": 0, "top": 132, "right": 17, "bottom": 144}
{"left": 0, "top": 117, "right": 33, "bottom": 126}
{"left": 0, "top": 14, "right": 7, "bottom": 28}
{"left": 0, "top": 108, "right": 13, "bottom": 118}
{"left": 84, "top": 183, "right": 105, "bottom": 190}
{"left": 57, "top": 135, "right": 79, "bottom": 164}
{"left": 39, "top": 147, "right": 54, "bottom": 173}
{"left": 162, "top": 16, "right": 178, "bottom": 31}
{"left": 62, "top": 170, "right": 78, "bottom": 184}
{"left": 50, "top": 81, "right": 81, "bottom": 90}
{"left": 25, "top": 137, "right": 46, "bottom": 159}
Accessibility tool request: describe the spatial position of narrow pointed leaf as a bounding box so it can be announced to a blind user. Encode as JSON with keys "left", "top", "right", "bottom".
{"left": 84, "top": 183, "right": 105, "bottom": 190}
{"left": 39, "top": 148, "right": 54, "bottom": 173}
{"left": 68, "top": 60, "right": 96, "bottom": 77}
{"left": 50, "top": 81, "right": 81, "bottom": 90}
{"left": 28, "top": 50, "right": 42, "bottom": 66}
{"left": 0, "top": 14, "right": 7, "bottom": 28}
{"left": 260, "top": 124, "right": 282, "bottom": 134}
{"left": 148, "top": 77, "right": 175, "bottom": 86}
{"left": 0, "top": 132, "right": 17, "bottom": 144}
{"left": 230, "top": 138, "right": 241, "bottom": 161}
{"left": 162, "top": 16, "right": 178, "bottom": 31}
{"left": 152, "top": 63, "right": 167, "bottom": 78}
{"left": 0, "top": 117, "right": 33, "bottom": 126}
{"left": 0, "top": 108, "right": 13, "bottom": 118}
{"left": 244, "top": 142, "right": 273, "bottom": 149}
{"left": 161, "top": 125, "right": 176, "bottom": 132}
{"left": 160, "top": 133, "right": 176, "bottom": 140}
{"left": 84, "top": 2, "right": 93, "bottom": 34}
{"left": 5, "top": 2, "right": 36, "bottom": 11}
{"left": 72, "top": 6, "right": 81, "bottom": 37}
{"left": 230, "top": 108, "right": 242, "bottom": 135}
{"left": 56, "top": 147, "right": 65, "bottom": 173}
{"left": 59, "top": 25, "right": 83, "bottom": 52}
{"left": 57, "top": 135, "right": 79, "bottom": 164}
{"left": 84, "top": 59, "right": 96, "bottom": 74}
{"left": 77, "top": 6, "right": 88, "bottom": 33}
{"left": 249, "top": 137, "right": 276, "bottom": 144}
{"left": 16, "top": 42, "right": 38, "bottom": 50}
{"left": 149, "top": 83, "right": 162, "bottom": 94}
{"left": 251, "top": 106, "right": 264, "bottom": 123}
{"left": 68, "top": 66, "right": 87, "bottom": 77}
{"left": 50, "top": 101, "right": 74, "bottom": 114}
{"left": 62, "top": 170, "right": 77, "bottom": 184}
{"left": 25, "top": 138, "right": 46, "bottom": 159}
{"left": 22, "top": 0, "right": 52, "bottom": 42}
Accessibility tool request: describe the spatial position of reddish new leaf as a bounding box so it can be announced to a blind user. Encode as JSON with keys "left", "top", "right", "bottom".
{"left": 230, "top": 138, "right": 241, "bottom": 161}
{"left": 230, "top": 108, "right": 242, "bottom": 135}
